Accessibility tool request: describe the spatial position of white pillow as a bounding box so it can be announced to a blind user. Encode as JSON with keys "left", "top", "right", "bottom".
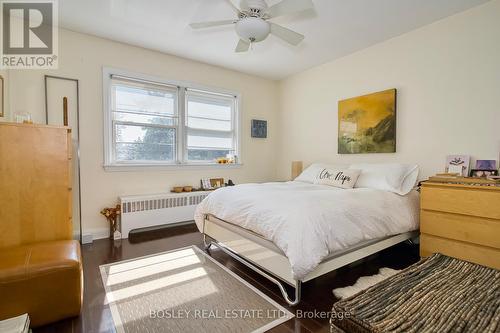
{"left": 295, "top": 163, "right": 349, "bottom": 183}
{"left": 313, "top": 168, "right": 361, "bottom": 189}
{"left": 349, "top": 163, "right": 419, "bottom": 195}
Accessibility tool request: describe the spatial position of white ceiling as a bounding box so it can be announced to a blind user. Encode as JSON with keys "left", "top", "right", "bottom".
{"left": 59, "top": 0, "right": 489, "bottom": 80}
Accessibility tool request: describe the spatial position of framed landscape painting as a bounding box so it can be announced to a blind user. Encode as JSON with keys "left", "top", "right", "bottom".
{"left": 338, "top": 89, "right": 396, "bottom": 154}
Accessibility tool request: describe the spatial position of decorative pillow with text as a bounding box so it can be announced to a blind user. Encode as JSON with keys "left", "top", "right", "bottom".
{"left": 313, "top": 168, "right": 361, "bottom": 189}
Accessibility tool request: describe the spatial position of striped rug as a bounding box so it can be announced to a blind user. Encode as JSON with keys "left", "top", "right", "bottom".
{"left": 330, "top": 253, "right": 500, "bottom": 333}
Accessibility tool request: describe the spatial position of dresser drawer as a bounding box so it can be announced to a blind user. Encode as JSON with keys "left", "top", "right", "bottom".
{"left": 420, "top": 234, "right": 500, "bottom": 270}
{"left": 421, "top": 210, "right": 500, "bottom": 249}
{"left": 421, "top": 185, "right": 500, "bottom": 219}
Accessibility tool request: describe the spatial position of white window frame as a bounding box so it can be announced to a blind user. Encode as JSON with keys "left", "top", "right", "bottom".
{"left": 183, "top": 88, "right": 238, "bottom": 165}
{"left": 102, "top": 67, "right": 241, "bottom": 171}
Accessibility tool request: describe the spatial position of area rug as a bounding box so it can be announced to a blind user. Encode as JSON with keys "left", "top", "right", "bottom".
{"left": 332, "top": 267, "right": 400, "bottom": 299}
{"left": 330, "top": 253, "right": 500, "bottom": 333}
{"left": 100, "top": 246, "right": 293, "bottom": 333}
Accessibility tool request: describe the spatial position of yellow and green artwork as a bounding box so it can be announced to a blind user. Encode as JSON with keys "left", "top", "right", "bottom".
{"left": 338, "top": 89, "right": 396, "bottom": 154}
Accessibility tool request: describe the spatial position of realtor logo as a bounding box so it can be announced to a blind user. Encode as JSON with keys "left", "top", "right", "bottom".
{"left": 1, "top": 0, "right": 58, "bottom": 68}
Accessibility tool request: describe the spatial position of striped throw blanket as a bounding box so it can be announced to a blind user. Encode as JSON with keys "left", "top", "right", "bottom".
{"left": 331, "top": 253, "right": 500, "bottom": 333}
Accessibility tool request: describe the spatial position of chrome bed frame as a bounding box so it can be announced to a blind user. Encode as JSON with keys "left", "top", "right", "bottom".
{"left": 202, "top": 214, "right": 418, "bottom": 306}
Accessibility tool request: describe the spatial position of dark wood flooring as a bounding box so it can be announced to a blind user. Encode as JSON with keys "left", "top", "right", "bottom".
{"left": 34, "top": 223, "right": 419, "bottom": 333}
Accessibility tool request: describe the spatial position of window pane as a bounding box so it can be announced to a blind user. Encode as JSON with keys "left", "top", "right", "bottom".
{"left": 113, "top": 84, "right": 175, "bottom": 116}
{"left": 113, "top": 111, "right": 175, "bottom": 126}
{"left": 187, "top": 99, "right": 232, "bottom": 121}
{"left": 187, "top": 117, "right": 231, "bottom": 131}
{"left": 114, "top": 124, "right": 175, "bottom": 161}
{"left": 115, "top": 143, "right": 175, "bottom": 161}
{"left": 187, "top": 129, "right": 233, "bottom": 150}
{"left": 188, "top": 149, "right": 231, "bottom": 161}
{"left": 185, "top": 90, "right": 236, "bottom": 162}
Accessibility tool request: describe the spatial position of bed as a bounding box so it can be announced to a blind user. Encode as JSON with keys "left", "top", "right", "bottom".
{"left": 194, "top": 163, "right": 420, "bottom": 305}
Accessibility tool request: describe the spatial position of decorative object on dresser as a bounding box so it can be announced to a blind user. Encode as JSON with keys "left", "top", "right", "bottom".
{"left": 420, "top": 180, "right": 500, "bottom": 269}
{"left": 445, "top": 154, "right": 470, "bottom": 176}
{"left": 330, "top": 253, "right": 500, "bottom": 333}
{"left": 338, "top": 89, "right": 396, "bottom": 154}
{"left": 469, "top": 169, "right": 498, "bottom": 177}
{"left": 475, "top": 159, "right": 497, "bottom": 170}
{"left": 251, "top": 119, "right": 267, "bottom": 138}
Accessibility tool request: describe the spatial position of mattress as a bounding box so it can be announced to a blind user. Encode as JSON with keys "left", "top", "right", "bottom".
{"left": 195, "top": 181, "right": 420, "bottom": 279}
{"left": 206, "top": 214, "right": 393, "bottom": 261}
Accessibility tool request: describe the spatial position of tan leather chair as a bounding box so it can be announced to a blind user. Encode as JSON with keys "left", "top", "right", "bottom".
{"left": 0, "top": 240, "right": 83, "bottom": 327}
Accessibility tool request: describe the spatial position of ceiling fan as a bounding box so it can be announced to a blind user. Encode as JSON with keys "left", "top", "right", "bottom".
{"left": 189, "top": 0, "right": 314, "bottom": 52}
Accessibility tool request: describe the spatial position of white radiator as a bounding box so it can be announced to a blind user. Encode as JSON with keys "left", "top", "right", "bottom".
{"left": 119, "top": 191, "right": 210, "bottom": 238}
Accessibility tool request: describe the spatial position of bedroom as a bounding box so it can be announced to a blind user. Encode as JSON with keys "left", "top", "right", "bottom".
{"left": 0, "top": 0, "right": 499, "bottom": 332}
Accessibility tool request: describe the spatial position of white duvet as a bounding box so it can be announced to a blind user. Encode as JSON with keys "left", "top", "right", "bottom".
{"left": 194, "top": 181, "right": 419, "bottom": 280}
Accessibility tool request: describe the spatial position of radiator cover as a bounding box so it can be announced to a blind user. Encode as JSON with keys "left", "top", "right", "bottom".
{"left": 119, "top": 191, "right": 209, "bottom": 238}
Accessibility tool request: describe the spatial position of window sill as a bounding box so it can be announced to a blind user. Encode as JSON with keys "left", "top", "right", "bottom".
{"left": 103, "top": 163, "right": 243, "bottom": 172}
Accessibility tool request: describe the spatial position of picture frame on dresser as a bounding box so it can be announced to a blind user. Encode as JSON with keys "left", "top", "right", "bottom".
{"left": 469, "top": 169, "right": 498, "bottom": 177}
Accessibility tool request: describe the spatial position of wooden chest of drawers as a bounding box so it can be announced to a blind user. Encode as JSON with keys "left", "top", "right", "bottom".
{"left": 0, "top": 122, "right": 73, "bottom": 248}
{"left": 420, "top": 181, "right": 500, "bottom": 269}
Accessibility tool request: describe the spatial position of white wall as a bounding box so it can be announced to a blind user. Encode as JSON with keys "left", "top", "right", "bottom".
{"left": 6, "top": 29, "right": 280, "bottom": 237}
{"left": 5, "top": 0, "right": 500, "bottom": 237}
{"left": 277, "top": 0, "right": 500, "bottom": 180}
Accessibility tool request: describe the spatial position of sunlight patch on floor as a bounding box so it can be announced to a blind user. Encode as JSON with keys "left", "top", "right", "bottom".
{"left": 106, "top": 266, "right": 211, "bottom": 303}
{"left": 108, "top": 248, "right": 196, "bottom": 275}
{"left": 105, "top": 254, "right": 201, "bottom": 286}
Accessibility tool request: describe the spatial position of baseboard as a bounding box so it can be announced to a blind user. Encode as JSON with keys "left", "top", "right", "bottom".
{"left": 83, "top": 227, "right": 109, "bottom": 242}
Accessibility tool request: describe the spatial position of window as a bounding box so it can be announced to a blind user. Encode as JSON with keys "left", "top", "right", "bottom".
{"left": 104, "top": 69, "right": 240, "bottom": 168}
{"left": 111, "top": 76, "right": 178, "bottom": 163}
{"left": 185, "top": 89, "right": 236, "bottom": 162}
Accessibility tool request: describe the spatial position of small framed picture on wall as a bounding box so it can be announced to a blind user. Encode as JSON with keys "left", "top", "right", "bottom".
{"left": 251, "top": 119, "right": 267, "bottom": 138}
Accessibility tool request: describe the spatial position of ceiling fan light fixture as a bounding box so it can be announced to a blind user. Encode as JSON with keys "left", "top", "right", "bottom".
{"left": 235, "top": 17, "right": 270, "bottom": 43}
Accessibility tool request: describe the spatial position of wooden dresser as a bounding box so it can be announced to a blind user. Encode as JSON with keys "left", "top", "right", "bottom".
{"left": 420, "top": 181, "right": 500, "bottom": 269}
{"left": 0, "top": 122, "right": 73, "bottom": 247}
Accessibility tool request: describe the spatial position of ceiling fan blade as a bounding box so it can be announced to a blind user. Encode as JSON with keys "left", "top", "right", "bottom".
{"left": 225, "top": 0, "right": 241, "bottom": 14}
{"left": 235, "top": 39, "right": 250, "bottom": 52}
{"left": 267, "top": 0, "right": 314, "bottom": 18}
{"left": 270, "top": 23, "right": 304, "bottom": 45}
{"left": 189, "top": 20, "right": 237, "bottom": 29}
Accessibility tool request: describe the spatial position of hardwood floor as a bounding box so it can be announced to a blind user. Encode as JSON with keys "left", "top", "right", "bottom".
{"left": 34, "top": 223, "right": 419, "bottom": 333}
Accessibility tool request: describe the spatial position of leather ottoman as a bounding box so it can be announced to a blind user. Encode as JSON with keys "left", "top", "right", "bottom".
{"left": 0, "top": 240, "right": 83, "bottom": 327}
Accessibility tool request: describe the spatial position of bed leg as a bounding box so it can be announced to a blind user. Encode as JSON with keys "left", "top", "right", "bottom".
{"left": 202, "top": 234, "right": 212, "bottom": 251}
{"left": 281, "top": 280, "right": 301, "bottom": 306}
{"left": 202, "top": 238, "right": 302, "bottom": 306}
